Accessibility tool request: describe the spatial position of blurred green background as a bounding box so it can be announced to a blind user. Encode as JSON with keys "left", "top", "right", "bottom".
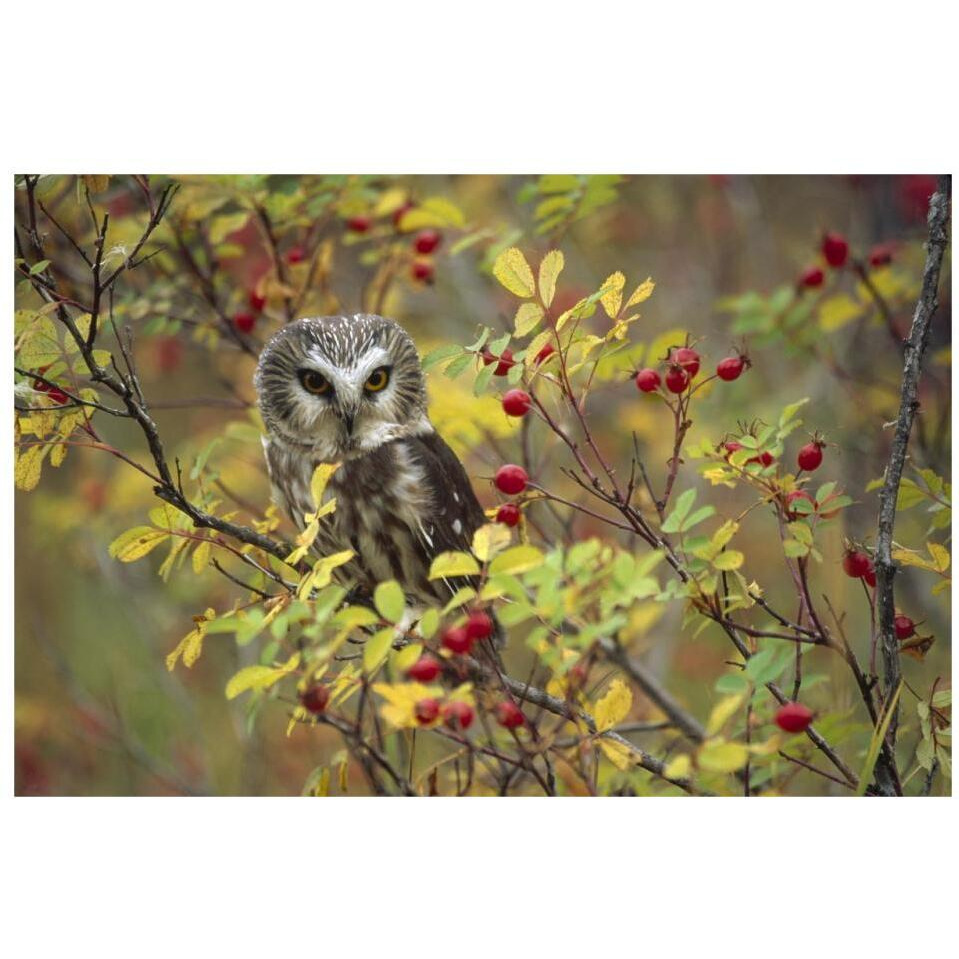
{"left": 14, "top": 174, "right": 950, "bottom": 795}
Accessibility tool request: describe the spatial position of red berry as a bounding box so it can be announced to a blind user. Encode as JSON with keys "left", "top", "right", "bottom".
{"left": 723, "top": 441, "right": 744, "bottom": 457}
{"left": 442, "top": 700, "right": 474, "bottom": 731}
{"left": 495, "top": 503, "right": 521, "bottom": 527}
{"left": 799, "top": 266, "right": 825, "bottom": 289}
{"left": 797, "top": 441, "right": 824, "bottom": 472}
{"left": 534, "top": 342, "right": 556, "bottom": 365}
{"left": 635, "top": 368, "right": 661, "bottom": 393}
{"left": 822, "top": 232, "right": 849, "bottom": 268}
{"left": 300, "top": 684, "right": 330, "bottom": 715}
{"left": 392, "top": 200, "right": 415, "bottom": 229}
{"left": 33, "top": 373, "right": 52, "bottom": 392}
{"left": 868, "top": 244, "right": 893, "bottom": 268}
{"left": 863, "top": 563, "right": 877, "bottom": 588}
{"left": 249, "top": 290, "right": 267, "bottom": 312}
{"left": 894, "top": 614, "right": 916, "bottom": 639}
{"left": 413, "top": 229, "right": 442, "bottom": 254}
{"left": 495, "top": 464, "right": 528, "bottom": 495}
{"left": 775, "top": 702, "right": 814, "bottom": 734}
{"left": 411, "top": 260, "right": 435, "bottom": 284}
{"left": 407, "top": 654, "right": 441, "bottom": 682}
{"left": 664, "top": 365, "right": 690, "bottom": 394}
{"left": 747, "top": 451, "right": 775, "bottom": 467}
{"left": 842, "top": 549, "right": 872, "bottom": 579}
{"left": 48, "top": 388, "right": 70, "bottom": 405}
{"left": 414, "top": 698, "right": 441, "bottom": 725}
{"left": 441, "top": 626, "right": 473, "bottom": 655}
{"left": 502, "top": 389, "right": 532, "bottom": 417}
{"left": 495, "top": 700, "right": 525, "bottom": 730}
{"left": 785, "top": 489, "right": 815, "bottom": 520}
{"left": 234, "top": 312, "right": 256, "bottom": 334}
{"left": 716, "top": 356, "right": 746, "bottom": 381}
{"left": 346, "top": 215, "right": 372, "bottom": 233}
{"left": 670, "top": 347, "right": 701, "bottom": 378}
{"left": 465, "top": 611, "right": 494, "bottom": 642}
{"left": 491, "top": 348, "right": 515, "bottom": 376}
{"left": 286, "top": 246, "right": 306, "bottom": 265}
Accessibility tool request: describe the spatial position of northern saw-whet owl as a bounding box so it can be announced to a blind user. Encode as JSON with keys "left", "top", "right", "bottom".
{"left": 254, "top": 314, "right": 488, "bottom": 610}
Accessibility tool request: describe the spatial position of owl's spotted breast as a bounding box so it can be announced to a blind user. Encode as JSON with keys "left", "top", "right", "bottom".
{"left": 265, "top": 431, "right": 487, "bottom": 606}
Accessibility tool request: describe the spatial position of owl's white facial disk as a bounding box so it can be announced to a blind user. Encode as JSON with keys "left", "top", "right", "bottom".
{"left": 255, "top": 314, "right": 432, "bottom": 461}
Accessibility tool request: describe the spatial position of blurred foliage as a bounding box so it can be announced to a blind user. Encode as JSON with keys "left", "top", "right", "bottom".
{"left": 14, "top": 173, "right": 951, "bottom": 796}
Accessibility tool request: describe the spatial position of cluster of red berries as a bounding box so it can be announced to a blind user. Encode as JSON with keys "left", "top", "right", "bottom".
{"left": 842, "top": 547, "right": 877, "bottom": 587}
{"left": 722, "top": 440, "right": 775, "bottom": 469}
{"left": 234, "top": 288, "right": 268, "bottom": 334}
{"left": 798, "top": 232, "right": 895, "bottom": 290}
{"left": 32, "top": 366, "right": 69, "bottom": 405}
{"left": 635, "top": 345, "right": 749, "bottom": 396}
{"left": 439, "top": 610, "right": 494, "bottom": 656}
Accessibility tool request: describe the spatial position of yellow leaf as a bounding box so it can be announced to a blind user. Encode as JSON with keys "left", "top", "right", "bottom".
{"left": 697, "top": 738, "right": 749, "bottom": 773}
{"left": 705, "top": 693, "right": 745, "bottom": 736}
{"left": 373, "top": 681, "right": 444, "bottom": 729}
{"left": 397, "top": 197, "right": 466, "bottom": 231}
{"left": 514, "top": 302, "right": 545, "bottom": 337}
{"left": 373, "top": 580, "right": 405, "bottom": 623}
{"left": 14, "top": 445, "right": 46, "bottom": 491}
{"left": 108, "top": 526, "right": 170, "bottom": 562}
{"left": 165, "top": 610, "right": 215, "bottom": 671}
{"left": 492, "top": 247, "right": 536, "bottom": 298}
{"left": 309, "top": 462, "right": 340, "bottom": 514}
{"left": 225, "top": 653, "right": 300, "bottom": 700}
{"left": 598, "top": 737, "right": 636, "bottom": 771}
{"left": 663, "top": 754, "right": 692, "bottom": 780}
{"left": 191, "top": 538, "right": 212, "bottom": 573}
{"left": 363, "top": 628, "right": 395, "bottom": 673}
{"left": 429, "top": 550, "right": 480, "bottom": 580}
{"left": 394, "top": 643, "right": 423, "bottom": 672}
{"left": 819, "top": 293, "right": 863, "bottom": 332}
{"left": 472, "top": 523, "right": 512, "bottom": 562}
{"left": 927, "top": 542, "right": 950, "bottom": 573}
{"left": 49, "top": 442, "right": 67, "bottom": 468}
{"left": 594, "top": 679, "right": 632, "bottom": 732}
{"left": 525, "top": 330, "right": 554, "bottom": 368}
{"left": 599, "top": 271, "right": 625, "bottom": 319}
{"left": 712, "top": 550, "right": 744, "bottom": 571}
{"left": 537, "top": 250, "right": 564, "bottom": 308}
{"left": 625, "top": 277, "right": 655, "bottom": 308}
{"left": 208, "top": 211, "right": 250, "bottom": 245}
{"left": 489, "top": 545, "right": 545, "bottom": 576}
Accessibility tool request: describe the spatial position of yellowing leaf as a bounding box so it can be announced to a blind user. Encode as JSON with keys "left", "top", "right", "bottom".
{"left": 373, "top": 681, "right": 444, "bottom": 729}
{"left": 514, "top": 302, "right": 545, "bottom": 337}
{"left": 697, "top": 739, "right": 749, "bottom": 773}
{"left": 394, "top": 643, "right": 423, "bottom": 672}
{"left": 14, "top": 445, "right": 47, "bottom": 491}
{"left": 492, "top": 247, "right": 536, "bottom": 298}
{"left": 819, "top": 293, "right": 863, "bottom": 332}
{"left": 626, "top": 277, "right": 655, "bottom": 308}
{"left": 599, "top": 271, "right": 625, "bottom": 319}
{"left": 537, "top": 250, "right": 564, "bottom": 308}
{"left": 663, "top": 754, "right": 692, "bottom": 780}
{"left": 598, "top": 737, "right": 636, "bottom": 771}
{"left": 397, "top": 197, "right": 466, "bottom": 231}
{"left": 191, "top": 538, "right": 212, "bottom": 573}
{"left": 363, "top": 627, "right": 396, "bottom": 673}
{"left": 108, "top": 526, "right": 170, "bottom": 562}
{"left": 594, "top": 679, "right": 632, "bottom": 732}
{"left": 165, "top": 608, "right": 215, "bottom": 671}
{"left": 705, "top": 693, "right": 745, "bottom": 736}
{"left": 489, "top": 545, "right": 545, "bottom": 576}
{"left": 225, "top": 653, "right": 300, "bottom": 700}
{"left": 712, "top": 550, "right": 744, "bottom": 571}
{"left": 373, "top": 580, "right": 405, "bottom": 623}
{"left": 309, "top": 462, "right": 341, "bottom": 514}
{"left": 472, "top": 523, "right": 512, "bottom": 562}
{"left": 429, "top": 551, "right": 481, "bottom": 580}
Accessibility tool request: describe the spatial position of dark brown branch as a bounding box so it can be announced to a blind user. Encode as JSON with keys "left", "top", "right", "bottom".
{"left": 874, "top": 175, "right": 950, "bottom": 767}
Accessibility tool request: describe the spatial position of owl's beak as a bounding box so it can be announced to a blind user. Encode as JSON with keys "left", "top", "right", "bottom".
{"left": 342, "top": 409, "right": 356, "bottom": 437}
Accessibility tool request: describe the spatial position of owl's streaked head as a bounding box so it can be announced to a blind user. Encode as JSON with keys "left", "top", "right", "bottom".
{"left": 254, "top": 314, "right": 431, "bottom": 459}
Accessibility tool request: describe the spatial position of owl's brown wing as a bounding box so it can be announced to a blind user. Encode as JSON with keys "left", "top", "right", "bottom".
{"left": 403, "top": 431, "right": 488, "bottom": 559}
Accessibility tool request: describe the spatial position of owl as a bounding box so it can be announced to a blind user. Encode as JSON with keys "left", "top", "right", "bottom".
{"left": 254, "top": 314, "right": 489, "bottom": 609}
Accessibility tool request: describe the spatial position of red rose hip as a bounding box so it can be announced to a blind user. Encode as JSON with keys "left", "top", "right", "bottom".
{"left": 635, "top": 368, "right": 661, "bottom": 393}
{"left": 670, "top": 347, "right": 701, "bottom": 378}
{"left": 407, "top": 654, "right": 442, "bottom": 682}
{"left": 842, "top": 549, "right": 872, "bottom": 578}
{"left": 286, "top": 246, "right": 306, "bottom": 264}
{"left": 893, "top": 614, "right": 915, "bottom": 639}
{"left": 799, "top": 266, "right": 825, "bottom": 289}
{"left": 234, "top": 312, "right": 256, "bottom": 333}
{"left": 496, "top": 503, "right": 521, "bottom": 527}
{"left": 822, "top": 232, "right": 849, "bottom": 268}
{"left": 534, "top": 342, "right": 556, "bottom": 365}
{"left": 249, "top": 290, "right": 266, "bottom": 312}
{"left": 664, "top": 365, "right": 690, "bottom": 394}
{"left": 300, "top": 684, "right": 330, "bottom": 715}
{"left": 414, "top": 230, "right": 442, "bottom": 254}
{"left": 465, "top": 610, "right": 494, "bottom": 641}
{"left": 442, "top": 700, "right": 474, "bottom": 731}
{"left": 346, "top": 215, "right": 371, "bottom": 233}
{"left": 414, "top": 698, "right": 441, "bottom": 725}
{"left": 797, "top": 441, "right": 824, "bottom": 472}
{"left": 441, "top": 626, "right": 473, "bottom": 655}
{"left": 411, "top": 260, "right": 435, "bottom": 284}
{"left": 775, "top": 702, "right": 814, "bottom": 733}
{"left": 716, "top": 355, "right": 746, "bottom": 381}
{"left": 502, "top": 389, "right": 532, "bottom": 417}
{"left": 495, "top": 464, "right": 528, "bottom": 495}
{"left": 495, "top": 700, "right": 525, "bottom": 729}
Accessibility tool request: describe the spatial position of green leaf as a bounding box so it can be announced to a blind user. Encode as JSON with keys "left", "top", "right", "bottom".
{"left": 712, "top": 550, "right": 744, "bottom": 571}
{"left": 29, "top": 259, "right": 51, "bottom": 275}
{"left": 373, "top": 580, "right": 405, "bottom": 623}
{"left": 856, "top": 682, "right": 903, "bottom": 796}
{"left": 662, "top": 488, "right": 696, "bottom": 533}
{"left": 421, "top": 344, "right": 463, "bottom": 370}
{"left": 363, "top": 627, "right": 395, "bottom": 673}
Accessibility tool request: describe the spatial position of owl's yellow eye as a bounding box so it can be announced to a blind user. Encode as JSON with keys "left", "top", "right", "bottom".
{"left": 364, "top": 367, "right": 390, "bottom": 393}
{"left": 300, "top": 370, "right": 332, "bottom": 395}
